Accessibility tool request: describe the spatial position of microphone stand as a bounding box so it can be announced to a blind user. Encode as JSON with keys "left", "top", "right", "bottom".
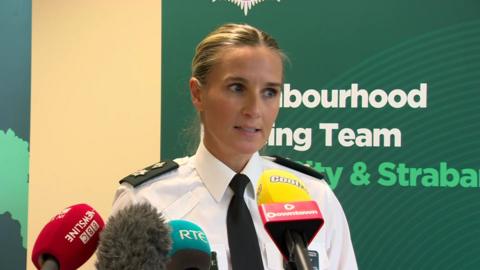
{"left": 285, "top": 230, "right": 313, "bottom": 270}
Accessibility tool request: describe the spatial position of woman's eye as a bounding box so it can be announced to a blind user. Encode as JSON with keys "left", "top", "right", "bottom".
{"left": 263, "top": 88, "right": 279, "bottom": 98}
{"left": 228, "top": 83, "right": 244, "bottom": 93}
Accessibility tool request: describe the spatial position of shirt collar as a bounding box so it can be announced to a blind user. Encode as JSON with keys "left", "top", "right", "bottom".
{"left": 193, "top": 142, "right": 264, "bottom": 202}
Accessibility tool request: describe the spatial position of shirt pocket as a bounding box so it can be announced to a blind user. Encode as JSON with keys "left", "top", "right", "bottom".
{"left": 162, "top": 191, "right": 199, "bottom": 220}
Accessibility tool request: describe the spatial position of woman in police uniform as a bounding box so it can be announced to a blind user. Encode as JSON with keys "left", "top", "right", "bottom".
{"left": 112, "top": 23, "right": 357, "bottom": 270}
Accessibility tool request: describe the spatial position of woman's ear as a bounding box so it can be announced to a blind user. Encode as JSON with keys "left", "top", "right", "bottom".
{"left": 189, "top": 77, "right": 204, "bottom": 111}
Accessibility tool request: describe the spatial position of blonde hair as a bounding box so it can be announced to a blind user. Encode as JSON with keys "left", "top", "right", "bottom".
{"left": 191, "top": 23, "right": 286, "bottom": 85}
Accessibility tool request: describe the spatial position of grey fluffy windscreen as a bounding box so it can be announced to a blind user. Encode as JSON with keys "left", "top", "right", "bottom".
{"left": 95, "top": 203, "right": 171, "bottom": 270}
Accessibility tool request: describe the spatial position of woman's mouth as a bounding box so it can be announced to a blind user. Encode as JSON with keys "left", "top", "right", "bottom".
{"left": 234, "top": 126, "right": 261, "bottom": 133}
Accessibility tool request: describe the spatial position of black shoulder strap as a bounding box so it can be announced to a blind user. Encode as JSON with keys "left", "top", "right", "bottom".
{"left": 119, "top": 160, "right": 179, "bottom": 187}
{"left": 270, "top": 155, "right": 325, "bottom": 181}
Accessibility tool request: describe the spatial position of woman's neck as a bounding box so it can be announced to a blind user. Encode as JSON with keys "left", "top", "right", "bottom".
{"left": 202, "top": 141, "right": 251, "bottom": 173}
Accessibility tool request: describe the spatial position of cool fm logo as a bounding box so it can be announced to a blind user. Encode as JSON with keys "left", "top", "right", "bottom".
{"left": 212, "top": 0, "right": 281, "bottom": 15}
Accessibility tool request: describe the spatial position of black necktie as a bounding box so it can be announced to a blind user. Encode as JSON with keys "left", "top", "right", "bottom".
{"left": 227, "top": 173, "right": 264, "bottom": 270}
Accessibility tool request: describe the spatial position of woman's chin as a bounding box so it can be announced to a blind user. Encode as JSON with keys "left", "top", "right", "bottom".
{"left": 232, "top": 142, "right": 264, "bottom": 155}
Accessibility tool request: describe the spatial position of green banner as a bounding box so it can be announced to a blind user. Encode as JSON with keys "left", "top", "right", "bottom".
{"left": 0, "top": 0, "right": 31, "bottom": 269}
{"left": 162, "top": 1, "right": 480, "bottom": 269}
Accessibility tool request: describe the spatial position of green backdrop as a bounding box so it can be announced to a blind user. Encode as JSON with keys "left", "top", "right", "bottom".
{"left": 162, "top": 1, "right": 480, "bottom": 269}
{"left": 0, "top": 0, "right": 31, "bottom": 269}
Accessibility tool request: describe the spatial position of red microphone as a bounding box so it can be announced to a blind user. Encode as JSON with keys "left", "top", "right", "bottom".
{"left": 31, "top": 203, "right": 105, "bottom": 270}
{"left": 256, "top": 169, "right": 324, "bottom": 270}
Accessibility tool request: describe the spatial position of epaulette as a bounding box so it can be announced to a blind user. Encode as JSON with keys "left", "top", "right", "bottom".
{"left": 269, "top": 155, "right": 325, "bottom": 181}
{"left": 119, "top": 160, "right": 179, "bottom": 187}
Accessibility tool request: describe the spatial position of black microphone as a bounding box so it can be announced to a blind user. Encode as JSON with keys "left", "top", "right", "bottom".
{"left": 95, "top": 203, "right": 172, "bottom": 270}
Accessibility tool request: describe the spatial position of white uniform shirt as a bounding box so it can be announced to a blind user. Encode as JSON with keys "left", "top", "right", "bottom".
{"left": 112, "top": 142, "right": 358, "bottom": 270}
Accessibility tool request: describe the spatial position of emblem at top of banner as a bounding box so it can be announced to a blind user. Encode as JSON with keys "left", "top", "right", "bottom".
{"left": 212, "top": 0, "right": 280, "bottom": 16}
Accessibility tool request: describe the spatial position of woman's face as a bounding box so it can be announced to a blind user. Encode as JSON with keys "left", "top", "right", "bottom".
{"left": 191, "top": 45, "right": 283, "bottom": 164}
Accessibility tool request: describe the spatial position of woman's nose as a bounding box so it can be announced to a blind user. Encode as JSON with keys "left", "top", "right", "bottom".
{"left": 242, "top": 93, "right": 261, "bottom": 118}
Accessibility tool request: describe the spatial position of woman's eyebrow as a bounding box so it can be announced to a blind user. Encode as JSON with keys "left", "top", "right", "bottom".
{"left": 266, "top": 82, "right": 282, "bottom": 88}
{"left": 225, "top": 76, "right": 282, "bottom": 87}
{"left": 224, "top": 76, "right": 247, "bottom": 83}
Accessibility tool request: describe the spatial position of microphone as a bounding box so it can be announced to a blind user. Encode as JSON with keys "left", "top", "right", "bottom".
{"left": 31, "top": 203, "right": 105, "bottom": 270}
{"left": 167, "top": 220, "right": 211, "bottom": 270}
{"left": 95, "top": 202, "right": 171, "bottom": 270}
{"left": 256, "top": 169, "right": 324, "bottom": 270}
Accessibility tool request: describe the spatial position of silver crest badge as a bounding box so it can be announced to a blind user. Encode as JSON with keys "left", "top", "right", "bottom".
{"left": 212, "top": 0, "right": 280, "bottom": 16}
